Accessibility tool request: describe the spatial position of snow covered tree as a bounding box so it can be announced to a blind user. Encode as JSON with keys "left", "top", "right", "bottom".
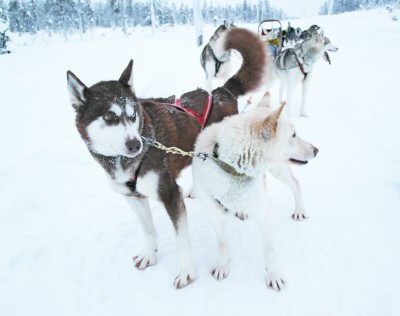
{"left": 319, "top": 1, "right": 330, "bottom": 15}
{"left": 20, "top": 0, "right": 38, "bottom": 35}
{"left": 42, "top": 0, "right": 58, "bottom": 36}
{"left": 8, "top": 0, "right": 23, "bottom": 35}
{"left": 77, "top": 0, "right": 94, "bottom": 38}
{"left": 54, "top": 0, "right": 78, "bottom": 40}
{"left": 125, "top": 0, "right": 134, "bottom": 28}
{"left": 0, "top": 0, "right": 10, "bottom": 54}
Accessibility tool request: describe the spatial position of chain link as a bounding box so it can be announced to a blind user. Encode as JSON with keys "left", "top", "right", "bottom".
{"left": 141, "top": 135, "right": 209, "bottom": 161}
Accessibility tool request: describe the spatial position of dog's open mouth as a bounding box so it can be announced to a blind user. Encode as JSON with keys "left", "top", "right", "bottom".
{"left": 289, "top": 158, "right": 308, "bottom": 165}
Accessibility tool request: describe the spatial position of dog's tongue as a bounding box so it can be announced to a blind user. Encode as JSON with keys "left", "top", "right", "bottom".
{"left": 324, "top": 51, "right": 331, "bottom": 65}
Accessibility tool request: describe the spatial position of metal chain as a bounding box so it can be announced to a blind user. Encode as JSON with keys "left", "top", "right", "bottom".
{"left": 141, "top": 136, "right": 210, "bottom": 161}
{"left": 141, "top": 135, "right": 250, "bottom": 178}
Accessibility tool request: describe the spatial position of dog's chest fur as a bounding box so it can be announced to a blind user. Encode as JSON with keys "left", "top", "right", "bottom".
{"left": 194, "top": 110, "right": 272, "bottom": 213}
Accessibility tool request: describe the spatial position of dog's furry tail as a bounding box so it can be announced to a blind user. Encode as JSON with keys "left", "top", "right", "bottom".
{"left": 223, "top": 28, "right": 268, "bottom": 98}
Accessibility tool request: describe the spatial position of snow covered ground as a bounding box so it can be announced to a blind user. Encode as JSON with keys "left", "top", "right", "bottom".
{"left": 1, "top": 8, "right": 400, "bottom": 316}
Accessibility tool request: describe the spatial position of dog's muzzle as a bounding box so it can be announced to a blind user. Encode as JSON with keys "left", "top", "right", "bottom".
{"left": 289, "top": 146, "right": 319, "bottom": 165}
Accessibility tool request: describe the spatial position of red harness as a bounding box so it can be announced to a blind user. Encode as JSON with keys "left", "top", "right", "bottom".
{"left": 294, "top": 54, "right": 308, "bottom": 80}
{"left": 161, "top": 95, "right": 213, "bottom": 129}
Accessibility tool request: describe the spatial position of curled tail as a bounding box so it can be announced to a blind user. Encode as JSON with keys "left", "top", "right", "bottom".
{"left": 223, "top": 28, "right": 268, "bottom": 98}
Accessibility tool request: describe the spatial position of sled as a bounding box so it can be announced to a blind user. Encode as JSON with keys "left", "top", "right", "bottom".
{"left": 258, "top": 19, "right": 283, "bottom": 59}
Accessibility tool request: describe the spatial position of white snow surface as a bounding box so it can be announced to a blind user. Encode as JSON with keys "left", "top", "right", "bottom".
{"left": 1, "top": 9, "right": 400, "bottom": 316}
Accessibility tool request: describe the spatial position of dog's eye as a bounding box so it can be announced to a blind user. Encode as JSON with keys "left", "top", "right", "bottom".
{"left": 292, "top": 132, "right": 296, "bottom": 138}
{"left": 131, "top": 111, "right": 136, "bottom": 118}
{"left": 104, "top": 112, "right": 116, "bottom": 122}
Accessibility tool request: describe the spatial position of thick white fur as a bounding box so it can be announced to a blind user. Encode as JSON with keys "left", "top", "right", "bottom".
{"left": 192, "top": 93, "right": 317, "bottom": 290}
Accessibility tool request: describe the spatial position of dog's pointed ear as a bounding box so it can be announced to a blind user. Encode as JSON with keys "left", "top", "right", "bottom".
{"left": 262, "top": 102, "right": 286, "bottom": 139}
{"left": 119, "top": 59, "right": 134, "bottom": 92}
{"left": 224, "top": 20, "right": 229, "bottom": 27}
{"left": 67, "top": 71, "right": 87, "bottom": 110}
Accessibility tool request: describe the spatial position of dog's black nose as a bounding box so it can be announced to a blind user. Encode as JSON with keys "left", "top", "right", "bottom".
{"left": 313, "top": 146, "right": 319, "bottom": 157}
{"left": 126, "top": 138, "right": 142, "bottom": 154}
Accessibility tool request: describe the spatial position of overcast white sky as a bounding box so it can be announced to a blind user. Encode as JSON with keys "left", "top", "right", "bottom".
{"left": 175, "top": 0, "right": 326, "bottom": 18}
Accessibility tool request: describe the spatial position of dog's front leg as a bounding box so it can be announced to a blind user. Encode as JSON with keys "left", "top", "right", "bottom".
{"left": 259, "top": 208, "right": 285, "bottom": 291}
{"left": 254, "top": 182, "right": 285, "bottom": 291}
{"left": 208, "top": 202, "right": 230, "bottom": 280}
{"left": 194, "top": 176, "right": 230, "bottom": 279}
{"left": 125, "top": 197, "right": 158, "bottom": 269}
{"left": 161, "top": 186, "right": 197, "bottom": 289}
{"left": 269, "top": 163, "right": 308, "bottom": 221}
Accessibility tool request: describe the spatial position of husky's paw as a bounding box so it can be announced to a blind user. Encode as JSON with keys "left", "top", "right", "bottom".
{"left": 235, "top": 210, "right": 248, "bottom": 221}
{"left": 174, "top": 269, "right": 197, "bottom": 289}
{"left": 212, "top": 265, "right": 230, "bottom": 280}
{"left": 266, "top": 271, "right": 285, "bottom": 291}
{"left": 291, "top": 209, "right": 309, "bottom": 221}
{"left": 133, "top": 250, "right": 157, "bottom": 270}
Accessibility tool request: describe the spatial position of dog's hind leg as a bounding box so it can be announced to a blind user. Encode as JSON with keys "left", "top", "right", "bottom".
{"left": 284, "top": 83, "right": 295, "bottom": 118}
{"left": 197, "top": 191, "right": 230, "bottom": 280}
{"left": 269, "top": 163, "right": 308, "bottom": 221}
{"left": 125, "top": 197, "right": 158, "bottom": 269}
{"left": 300, "top": 72, "right": 313, "bottom": 117}
{"left": 160, "top": 182, "right": 197, "bottom": 289}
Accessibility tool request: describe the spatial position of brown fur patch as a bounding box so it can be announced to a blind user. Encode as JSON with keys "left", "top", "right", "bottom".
{"left": 224, "top": 28, "right": 268, "bottom": 98}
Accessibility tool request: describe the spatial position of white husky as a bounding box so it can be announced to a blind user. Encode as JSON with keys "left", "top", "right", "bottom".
{"left": 269, "top": 30, "right": 338, "bottom": 117}
{"left": 192, "top": 93, "right": 318, "bottom": 291}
